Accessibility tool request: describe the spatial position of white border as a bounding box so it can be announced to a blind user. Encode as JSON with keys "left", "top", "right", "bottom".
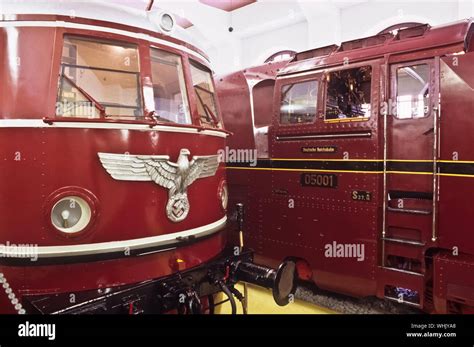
{"left": 1, "top": 216, "right": 226, "bottom": 259}
{"left": 0, "top": 20, "right": 209, "bottom": 63}
{"left": 0, "top": 119, "right": 228, "bottom": 138}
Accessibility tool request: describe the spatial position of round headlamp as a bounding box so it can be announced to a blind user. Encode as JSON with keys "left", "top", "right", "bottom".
{"left": 51, "top": 196, "right": 91, "bottom": 234}
{"left": 159, "top": 12, "right": 175, "bottom": 32}
{"left": 219, "top": 181, "right": 229, "bottom": 211}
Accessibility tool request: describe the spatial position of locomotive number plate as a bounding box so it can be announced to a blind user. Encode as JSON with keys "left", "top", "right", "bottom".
{"left": 300, "top": 173, "right": 337, "bottom": 188}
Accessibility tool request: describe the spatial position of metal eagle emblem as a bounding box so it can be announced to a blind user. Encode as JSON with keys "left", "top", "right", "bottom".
{"left": 98, "top": 149, "right": 219, "bottom": 222}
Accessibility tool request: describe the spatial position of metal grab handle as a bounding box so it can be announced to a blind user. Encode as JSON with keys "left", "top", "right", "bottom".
{"left": 236, "top": 203, "right": 245, "bottom": 250}
{"left": 432, "top": 106, "right": 439, "bottom": 242}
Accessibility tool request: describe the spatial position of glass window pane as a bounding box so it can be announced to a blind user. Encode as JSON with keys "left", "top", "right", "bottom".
{"left": 396, "top": 64, "right": 430, "bottom": 119}
{"left": 190, "top": 61, "right": 220, "bottom": 128}
{"left": 280, "top": 80, "right": 318, "bottom": 124}
{"left": 63, "top": 36, "right": 139, "bottom": 72}
{"left": 151, "top": 49, "right": 191, "bottom": 124}
{"left": 56, "top": 81, "right": 99, "bottom": 118}
{"left": 325, "top": 66, "right": 371, "bottom": 120}
{"left": 57, "top": 36, "right": 142, "bottom": 119}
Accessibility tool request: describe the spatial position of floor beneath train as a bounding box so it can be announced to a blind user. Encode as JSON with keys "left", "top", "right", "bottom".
{"left": 217, "top": 281, "right": 421, "bottom": 314}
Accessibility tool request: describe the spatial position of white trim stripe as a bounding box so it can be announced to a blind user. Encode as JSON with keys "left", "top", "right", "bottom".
{"left": 0, "top": 119, "right": 228, "bottom": 138}
{"left": 0, "top": 20, "right": 210, "bottom": 63}
{"left": 1, "top": 217, "right": 226, "bottom": 259}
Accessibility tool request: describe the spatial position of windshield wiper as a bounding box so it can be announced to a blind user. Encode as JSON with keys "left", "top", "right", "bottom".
{"left": 194, "top": 87, "right": 219, "bottom": 127}
{"left": 62, "top": 74, "right": 107, "bottom": 118}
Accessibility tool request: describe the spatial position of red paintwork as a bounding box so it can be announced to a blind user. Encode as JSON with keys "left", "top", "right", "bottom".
{"left": 217, "top": 20, "right": 474, "bottom": 313}
{"left": 6, "top": 14, "right": 210, "bottom": 63}
{"left": 0, "top": 13, "right": 227, "bottom": 313}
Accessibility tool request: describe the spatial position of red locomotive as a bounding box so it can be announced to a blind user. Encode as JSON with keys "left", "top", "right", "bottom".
{"left": 0, "top": 1, "right": 293, "bottom": 314}
{"left": 218, "top": 20, "right": 474, "bottom": 314}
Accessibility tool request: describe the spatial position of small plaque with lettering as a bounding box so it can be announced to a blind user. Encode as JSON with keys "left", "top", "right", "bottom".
{"left": 352, "top": 190, "right": 372, "bottom": 201}
{"left": 301, "top": 173, "right": 337, "bottom": 188}
{"left": 301, "top": 146, "right": 337, "bottom": 154}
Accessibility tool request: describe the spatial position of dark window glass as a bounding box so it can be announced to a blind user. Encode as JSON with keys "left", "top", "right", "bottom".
{"left": 325, "top": 66, "right": 371, "bottom": 120}
{"left": 57, "top": 36, "right": 141, "bottom": 119}
{"left": 280, "top": 80, "right": 318, "bottom": 124}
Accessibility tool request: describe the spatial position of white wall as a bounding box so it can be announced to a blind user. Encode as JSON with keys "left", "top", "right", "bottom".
{"left": 339, "top": 1, "right": 461, "bottom": 41}
{"left": 157, "top": 0, "right": 474, "bottom": 75}
{"left": 241, "top": 20, "right": 308, "bottom": 68}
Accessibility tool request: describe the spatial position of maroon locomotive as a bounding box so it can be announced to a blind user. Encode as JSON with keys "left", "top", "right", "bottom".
{"left": 0, "top": 1, "right": 293, "bottom": 314}
{"left": 218, "top": 20, "right": 474, "bottom": 314}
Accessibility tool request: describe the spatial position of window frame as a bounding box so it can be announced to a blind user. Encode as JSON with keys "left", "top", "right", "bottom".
{"left": 279, "top": 78, "right": 320, "bottom": 125}
{"left": 390, "top": 60, "right": 434, "bottom": 120}
{"left": 276, "top": 73, "right": 323, "bottom": 127}
{"left": 322, "top": 64, "right": 374, "bottom": 124}
{"left": 56, "top": 34, "right": 144, "bottom": 120}
{"left": 51, "top": 30, "right": 225, "bottom": 131}
{"left": 253, "top": 79, "right": 277, "bottom": 128}
{"left": 148, "top": 46, "right": 192, "bottom": 125}
{"left": 189, "top": 59, "right": 222, "bottom": 129}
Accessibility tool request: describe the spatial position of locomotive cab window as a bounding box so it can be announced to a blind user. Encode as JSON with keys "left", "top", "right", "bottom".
{"left": 280, "top": 79, "right": 319, "bottom": 124}
{"left": 57, "top": 36, "right": 142, "bottom": 119}
{"left": 395, "top": 64, "right": 430, "bottom": 119}
{"left": 325, "top": 66, "right": 372, "bottom": 121}
{"left": 190, "top": 61, "right": 221, "bottom": 128}
{"left": 150, "top": 49, "right": 191, "bottom": 124}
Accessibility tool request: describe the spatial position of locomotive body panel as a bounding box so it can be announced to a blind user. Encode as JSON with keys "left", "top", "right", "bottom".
{"left": 0, "top": 4, "right": 240, "bottom": 314}
{"left": 0, "top": 127, "right": 226, "bottom": 246}
{"left": 218, "top": 20, "right": 474, "bottom": 313}
{"left": 438, "top": 52, "right": 474, "bottom": 257}
{"left": 0, "top": 231, "right": 225, "bottom": 313}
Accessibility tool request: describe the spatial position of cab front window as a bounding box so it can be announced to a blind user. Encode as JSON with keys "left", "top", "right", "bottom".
{"left": 150, "top": 48, "right": 191, "bottom": 124}
{"left": 57, "top": 36, "right": 142, "bottom": 119}
{"left": 190, "top": 61, "right": 221, "bottom": 128}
